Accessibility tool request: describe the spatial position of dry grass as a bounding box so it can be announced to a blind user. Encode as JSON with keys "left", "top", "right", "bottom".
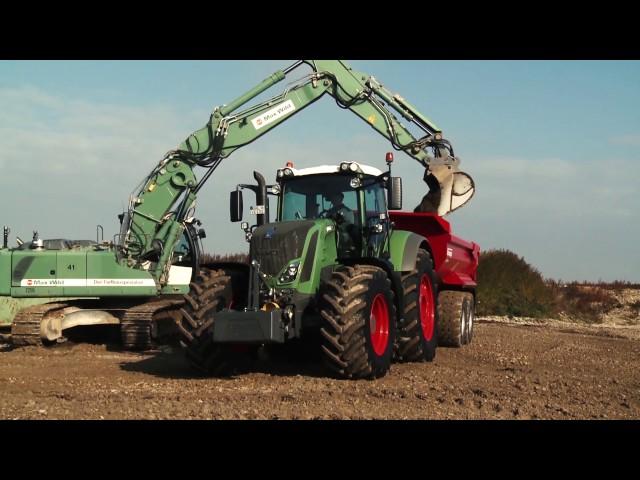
{"left": 201, "top": 252, "right": 249, "bottom": 264}
{"left": 547, "top": 281, "right": 621, "bottom": 323}
{"left": 476, "top": 249, "right": 636, "bottom": 322}
{"left": 628, "top": 300, "right": 640, "bottom": 313}
{"left": 554, "top": 280, "right": 640, "bottom": 290}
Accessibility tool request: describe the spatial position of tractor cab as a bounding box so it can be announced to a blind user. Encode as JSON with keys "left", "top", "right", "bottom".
{"left": 231, "top": 162, "right": 398, "bottom": 259}
{"left": 275, "top": 162, "right": 401, "bottom": 259}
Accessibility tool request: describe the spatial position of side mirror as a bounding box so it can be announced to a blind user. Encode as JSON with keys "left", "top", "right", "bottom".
{"left": 388, "top": 177, "right": 402, "bottom": 210}
{"left": 230, "top": 190, "right": 243, "bottom": 222}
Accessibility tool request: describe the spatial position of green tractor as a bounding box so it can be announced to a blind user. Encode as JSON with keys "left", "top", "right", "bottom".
{"left": 177, "top": 158, "right": 478, "bottom": 379}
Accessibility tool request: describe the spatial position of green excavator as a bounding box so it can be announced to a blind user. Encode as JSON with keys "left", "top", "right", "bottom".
{"left": 0, "top": 61, "right": 476, "bottom": 369}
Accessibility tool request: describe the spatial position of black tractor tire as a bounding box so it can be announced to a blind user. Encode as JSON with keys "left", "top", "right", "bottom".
{"left": 462, "top": 293, "right": 475, "bottom": 345}
{"left": 175, "top": 268, "right": 247, "bottom": 376}
{"left": 437, "top": 290, "right": 473, "bottom": 348}
{"left": 319, "top": 265, "right": 397, "bottom": 379}
{"left": 396, "top": 248, "right": 439, "bottom": 362}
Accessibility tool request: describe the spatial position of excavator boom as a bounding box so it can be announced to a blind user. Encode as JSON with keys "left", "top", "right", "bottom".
{"left": 120, "top": 60, "right": 475, "bottom": 285}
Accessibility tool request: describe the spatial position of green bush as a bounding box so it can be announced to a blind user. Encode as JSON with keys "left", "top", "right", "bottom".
{"left": 477, "top": 249, "right": 555, "bottom": 318}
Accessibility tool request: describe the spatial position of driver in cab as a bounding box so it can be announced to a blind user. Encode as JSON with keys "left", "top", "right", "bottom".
{"left": 323, "top": 191, "right": 357, "bottom": 255}
{"left": 324, "top": 192, "right": 355, "bottom": 225}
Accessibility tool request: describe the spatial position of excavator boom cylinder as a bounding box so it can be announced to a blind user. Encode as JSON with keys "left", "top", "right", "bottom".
{"left": 218, "top": 70, "right": 287, "bottom": 117}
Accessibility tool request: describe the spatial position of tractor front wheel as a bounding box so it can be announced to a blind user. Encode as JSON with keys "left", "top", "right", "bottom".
{"left": 319, "top": 265, "right": 396, "bottom": 379}
{"left": 175, "top": 268, "right": 247, "bottom": 375}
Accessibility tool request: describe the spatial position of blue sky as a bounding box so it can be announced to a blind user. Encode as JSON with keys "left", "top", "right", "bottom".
{"left": 1, "top": 60, "right": 639, "bottom": 281}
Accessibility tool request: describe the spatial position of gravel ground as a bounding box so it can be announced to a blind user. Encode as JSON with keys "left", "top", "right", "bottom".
{"left": 1, "top": 317, "right": 638, "bottom": 420}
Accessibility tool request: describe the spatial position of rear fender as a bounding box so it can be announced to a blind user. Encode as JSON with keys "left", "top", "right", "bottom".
{"left": 389, "top": 231, "right": 432, "bottom": 273}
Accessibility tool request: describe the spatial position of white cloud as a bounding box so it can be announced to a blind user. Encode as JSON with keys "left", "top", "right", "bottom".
{"left": 451, "top": 152, "right": 640, "bottom": 281}
{"left": 0, "top": 85, "right": 199, "bottom": 178}
{"left": 0, "top": 86, "right": 203, "bottom": 241}
{"left": 609, "top": 133, "right": 640, "bottom": 146}
{"left": 0, "top": 85, "right": 64, "bottom": 110}
{"left": 461, "top": 154, "right": 639, "bottom": 218}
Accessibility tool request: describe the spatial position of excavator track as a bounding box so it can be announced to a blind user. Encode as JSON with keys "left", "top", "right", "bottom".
{"left": 10, "top": 298, "right": 183, "bottom": 350}
{"left": 11, "top": 302, "right": 71, "bottom": 347}
{"left": 120, "top": 298, "right": 184, "bottom": 350}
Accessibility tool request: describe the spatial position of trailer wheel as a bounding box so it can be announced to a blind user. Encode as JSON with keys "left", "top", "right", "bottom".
{"left": 463, "top": 294, "right": 475, "bottom": 345}
{"left": 396, "top": 248, "right": 439, "bottom": 362}
{"left": 319, "top": 265, "right": 396, "bottom": 379}
{"left": 175, "top": 268, "right": 247, "bottom": 375}
{"left": 437, "top": 291, "right": 473, "bottom": 347}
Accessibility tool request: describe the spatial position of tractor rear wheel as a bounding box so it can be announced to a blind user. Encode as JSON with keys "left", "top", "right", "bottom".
{"left": 175, "top": 268, "right": 246, "bottom": 375}
{"left": 319, "top": 265, "right": 396, "bottom": 379}
{"left": 396, "top": 248, "right": 438, "bottom": 362}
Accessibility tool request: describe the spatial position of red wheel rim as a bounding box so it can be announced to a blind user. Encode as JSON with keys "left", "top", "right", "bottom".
{"left": 419, "top": 274, "right": 435, "bottom": 341}
{"left": 370, "top": 293, "right": 390, "bottom": 356}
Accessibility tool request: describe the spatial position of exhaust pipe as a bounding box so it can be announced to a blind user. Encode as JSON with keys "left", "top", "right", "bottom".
{"left": 253, "top": 171, "right": 269, "bottom": 226}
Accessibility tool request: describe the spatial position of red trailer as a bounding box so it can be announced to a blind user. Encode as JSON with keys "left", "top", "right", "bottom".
{"left": 390, "top": 211, "right": 480, "bottom": 347}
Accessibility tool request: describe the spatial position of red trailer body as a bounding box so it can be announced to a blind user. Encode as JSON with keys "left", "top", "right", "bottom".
{"left": 389, "top": 212, "right": 480, "bottom": 290}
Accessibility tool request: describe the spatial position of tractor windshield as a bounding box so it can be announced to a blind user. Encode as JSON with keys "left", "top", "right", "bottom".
{"left": 280, "top": 174, "right": 359, "bottom": 222}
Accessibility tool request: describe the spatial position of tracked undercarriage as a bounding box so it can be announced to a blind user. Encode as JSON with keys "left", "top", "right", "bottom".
{"left": 10, "top": 298, "right": 183, "bottom": 349}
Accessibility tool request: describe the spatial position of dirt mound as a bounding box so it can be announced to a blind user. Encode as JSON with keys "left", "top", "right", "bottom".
{"left": 600, "top": 288, "right": 640, "bottom": 326}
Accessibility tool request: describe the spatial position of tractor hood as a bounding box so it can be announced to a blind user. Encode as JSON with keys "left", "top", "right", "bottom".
{"left": 250, "top": 220, "right": 317, "bottom": 278}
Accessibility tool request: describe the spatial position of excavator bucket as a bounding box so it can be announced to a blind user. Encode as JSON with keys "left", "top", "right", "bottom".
{"left": 435, "top": 168, "right": 475, "bottom": 216}
{"left": 416, "top": 164, "right": 475, "bottom": 216}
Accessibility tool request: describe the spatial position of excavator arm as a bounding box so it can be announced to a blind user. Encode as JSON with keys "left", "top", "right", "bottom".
{"left": 120, "top": 60, "right": 474, "bottom": 285}
{"left": 181, "top": 61, "right": 449, "bottom": 163}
